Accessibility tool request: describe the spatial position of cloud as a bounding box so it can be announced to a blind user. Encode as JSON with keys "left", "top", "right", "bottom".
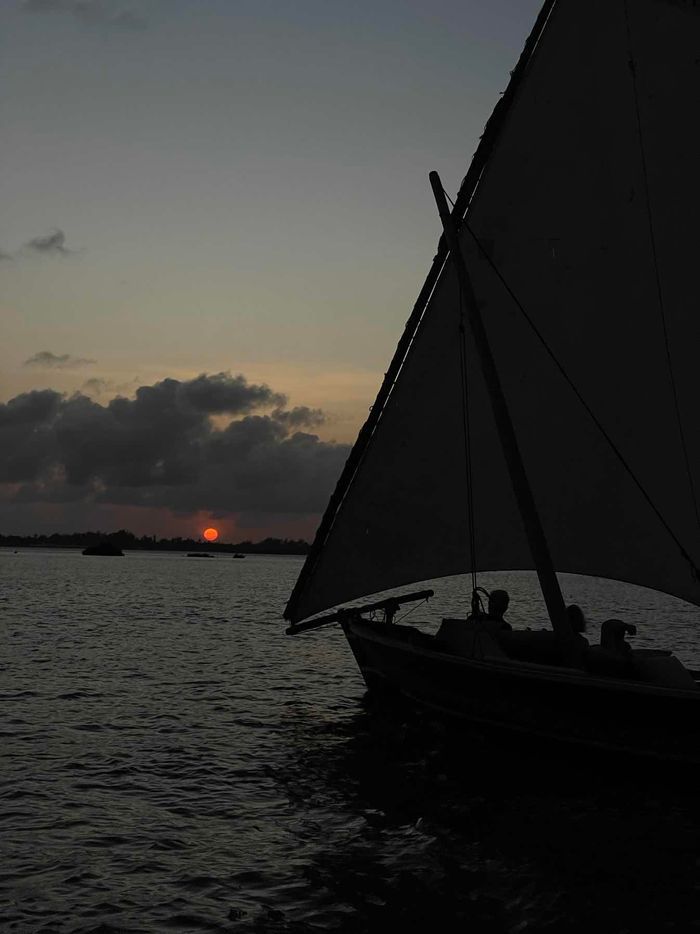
{"left": 0, "top": 389, "right": 63, "bottom": 484}
{"left": 81, "top": 377, "right": 142, "bottom": 398}
{"left": 0, "top": 389, "right": 62, "bottom": 429}
{"left": 21, "top": 0, "right": 147, "bottom": 31}
{"left": 0, "top": 372, "right": 350, "bottom": 519}
{"left": 24, "top": 351, "right": 97, "bottom": 369}
{"left": 181, "top": 371, "right": 287, "bottom": 415}
{"left": 271, "top": 406, "right": 326, "bottom": 429}
{"left": 0, "top": 251, "right": 13, "bottom": 263}
{"left": 22, "top": 228, "right": 75, "bottom": 257}
{"left": 81, "top": 377, "right": 113, "bottom": 395}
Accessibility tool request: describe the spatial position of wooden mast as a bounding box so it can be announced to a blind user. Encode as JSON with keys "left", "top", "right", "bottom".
{"left": 429, "top": 171, "right": 576, "bottom": 651}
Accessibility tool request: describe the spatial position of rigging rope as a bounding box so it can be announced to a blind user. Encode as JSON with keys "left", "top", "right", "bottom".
{"left": 395, "top": 595, "right": 430, "bottom": 625}
{"left": 463, "top": 221, "right": 700, "bottom": 582}
{"left": 623, "top": 0, "right": 700, "bottom": 537}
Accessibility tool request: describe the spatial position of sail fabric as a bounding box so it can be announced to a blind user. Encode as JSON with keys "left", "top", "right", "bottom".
{"left": 287, "top": 0, "right": 700, "bottom": 623}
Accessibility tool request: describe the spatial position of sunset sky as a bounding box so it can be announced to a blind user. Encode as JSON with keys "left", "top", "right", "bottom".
{"left": 1, "top": 0, "right": 542, "bottom": 541}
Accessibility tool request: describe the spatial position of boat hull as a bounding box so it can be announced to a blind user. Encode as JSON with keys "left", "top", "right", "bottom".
{"left": 342, "top": 619, "right": 700, "bottom": 765}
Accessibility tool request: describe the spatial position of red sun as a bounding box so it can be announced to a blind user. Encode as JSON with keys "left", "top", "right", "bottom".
{"left": 203, "top": 527, "right": 219, "bottom": 542}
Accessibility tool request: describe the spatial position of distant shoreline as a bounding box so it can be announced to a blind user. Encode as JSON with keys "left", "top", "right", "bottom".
{"left": 0, "top": 532, "right": 310, "bottom": 556}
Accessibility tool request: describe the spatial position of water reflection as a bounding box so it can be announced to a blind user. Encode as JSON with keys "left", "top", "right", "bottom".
{"left": 271, "top": 696, "right": 700, "bottom": 933}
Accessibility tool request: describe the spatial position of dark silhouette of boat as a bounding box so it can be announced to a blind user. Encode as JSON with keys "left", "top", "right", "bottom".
{"left": 233, "top": 553, "right": 246, "bottom": 559}
{"left": 82, "top": 542, "right": 124, "bottom": 556}
{"left": 285, "top": 0, "right": 700, "bottom": 765}
{"left": 187, "top": 552, "right": 213, "bottom": 558}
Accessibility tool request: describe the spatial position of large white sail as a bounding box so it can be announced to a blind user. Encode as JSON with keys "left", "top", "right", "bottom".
{"left": 286, "top": 0, "right": 700, "bottom": 623}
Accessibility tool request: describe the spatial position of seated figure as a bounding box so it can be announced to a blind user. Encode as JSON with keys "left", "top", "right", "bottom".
{"left": 566, "top": 604, "right": 587, "bottom": 636}
{"left": 496, "top": 603, "right": 588, "bottom": 667}
{"left": 566, "top": 604, "right": 590, "bottom": 661}
{"left": 486, "top": 589, "right": 512, "bottom": 629}
{"left": 600, "top": 618, "right": 636, "bottom": 653}
{"left": 435, "top": 589, "right": 512, "bottom": 659}
{"left": 587, "top": 618, "right": 636, "bottom": 677}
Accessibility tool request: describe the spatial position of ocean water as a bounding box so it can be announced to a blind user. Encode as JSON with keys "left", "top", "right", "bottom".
{"left": 2, "top": 548, "right": 700, "bottom": 933}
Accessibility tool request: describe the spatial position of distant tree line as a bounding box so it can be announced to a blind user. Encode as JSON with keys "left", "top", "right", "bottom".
{"left": 0, "top": 530, "right": 310, "bottom": 555}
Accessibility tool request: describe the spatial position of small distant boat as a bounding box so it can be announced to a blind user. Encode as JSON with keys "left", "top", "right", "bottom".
{"left": 82, "top": 542, "right": 124, "bottom": 556}
{"left": 233, "top": 553, "right": 246, "bottom": 559}
{"left": 187, "top": 552, "right": 213, "bottom": 558}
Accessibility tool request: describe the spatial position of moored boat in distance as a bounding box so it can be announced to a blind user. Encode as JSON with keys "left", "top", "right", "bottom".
{"left": 82, "top": 542, "right": 124, "bottom": 556}
{"left": 285, "top": 0, "right": 700, "bottom": 764}
{"left": 187, "top": 552, "right": 213, "bottom": 558}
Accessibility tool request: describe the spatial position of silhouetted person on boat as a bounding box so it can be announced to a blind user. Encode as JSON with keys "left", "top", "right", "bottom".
{"left": 565, "top": 604, "right": 590, "bottom": 665}
{"left": 566, "top": 603, "right": 587, "bottom": 634}
{"left": 600, "top": 618, "right": 636, "bottom": 654}
{"left": 465, "top": 588, "right": 512, "bottom": 635}
{"left": 586, "top": 618, "right": 636, "bottom": 677}
{"left": 566, "top": 604, "right": 591, "bottom": 648}
{"left": 436, "top": 588, "right": 512, "bottom": 658}
{"left": 485, "top": 589, "right": 512, "bottom": 630}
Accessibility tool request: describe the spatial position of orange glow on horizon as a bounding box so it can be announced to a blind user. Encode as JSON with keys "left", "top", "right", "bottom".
{"left": 203, "top": 527, "right": 219, "bottom": 542}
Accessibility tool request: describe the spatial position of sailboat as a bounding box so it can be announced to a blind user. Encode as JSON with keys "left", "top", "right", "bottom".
{"left": 284, "top": 0, "right": 700, "bottom": 763}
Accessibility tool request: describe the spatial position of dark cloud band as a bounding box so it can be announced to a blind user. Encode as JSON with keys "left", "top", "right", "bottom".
{"left": 0, "top": 372, "right": 349, "bottom": 519}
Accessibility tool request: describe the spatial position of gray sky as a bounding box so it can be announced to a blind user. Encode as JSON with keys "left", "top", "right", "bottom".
{"left": 1, "top": 0, "right": 544, "bottom": 538}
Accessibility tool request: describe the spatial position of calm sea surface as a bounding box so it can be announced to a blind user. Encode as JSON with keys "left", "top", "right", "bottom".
{"left": 2, "top": 549, "right": 700, "bottom": 933}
